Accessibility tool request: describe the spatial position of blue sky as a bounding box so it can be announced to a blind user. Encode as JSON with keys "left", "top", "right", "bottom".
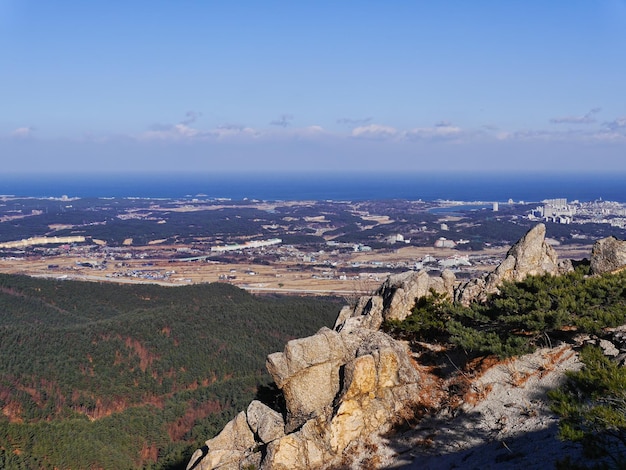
{"left": 2, "top": 1, "right": 626, "bottom": 174}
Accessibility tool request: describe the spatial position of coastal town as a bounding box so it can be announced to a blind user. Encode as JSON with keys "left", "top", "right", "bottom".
{"left": 0, "top": 194, "right": 624, "bottom": 295}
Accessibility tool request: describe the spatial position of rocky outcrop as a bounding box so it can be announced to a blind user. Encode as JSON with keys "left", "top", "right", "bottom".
{"left": 590, "top": 236, "right": 626, "bottom": 275}
{"left": 247, "top": 401, "right": 285, "bottom": 444}
{"left": 187, "top": 223, "right": 592, "bottom": 470}
{"left": 455, "top": 224, "right": 571, "bottom": 305}
{"left": 186, "top": 259, "right": 441, "bottom": 470}
{"left": 265, "top": 327, "right": 350, "bottom": 433}
{"left": 334, "top": 269, "right": 456, "bottom": 332}
{"left": 187, "top": 410, "right": 259, "bottom": 470}
{"left": 187, "top": 325, "right": 421, "bottom": 470}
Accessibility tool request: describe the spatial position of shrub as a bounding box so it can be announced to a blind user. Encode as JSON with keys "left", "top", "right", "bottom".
{"left": 386, "top": 267, "right": 626, "bottom": 359}
{"left": 549, "top": 346, "right": 626, "bottom": 468}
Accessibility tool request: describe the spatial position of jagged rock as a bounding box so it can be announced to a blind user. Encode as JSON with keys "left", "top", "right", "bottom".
{"left": 280, "top": 361, "right": 337, "bottom": 433}
{"left": 590, "top": 236, "right": 626, "bottom": 274}
{"left": 246, "top": 400, "right": 285, "bottom": 444}
{"left": 456, "top": 223, "right": 569, "bottom": 305}
{"left": 189, "top": 323, "right": 421, "bottom": 469}
{"left": 266, "top": 327, "right": 349, "bottom": 388}
{"left": 263, "top": 328, "right": 420, "bottom": 469}
{"left": 377, "top": 269, "right": 455, "bottom": 322}
{"left": 334, "top": 295, "right": 384, "bottom": 332}
{"left": 335, "top": 269, "right": 456, "bottom": 333}
{"left": 559, "top": 258, "right": 574, "bottom": 273}
{"left": 264, "top": 419, "right": 327, "bottom": 470}
{"left": 266, "top": 327, "right": 350, "bottom": 432}
{"left": 187, "top": 411, "right": 256, "bottom": 470}
{"left": 455, "top": 276, "right": 486, "bottom": 306}
{"left": 441, "top": 268, "right": 457, "bottom": 295}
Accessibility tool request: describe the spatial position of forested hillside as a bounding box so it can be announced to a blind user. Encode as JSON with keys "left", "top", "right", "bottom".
{"left": 0, "top": 274, "right": 341, "bottom": 469}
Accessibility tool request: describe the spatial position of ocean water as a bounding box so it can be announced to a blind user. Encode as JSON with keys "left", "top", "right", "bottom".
{"left": 1, "top": 172, "right": 625, "bottom": 203}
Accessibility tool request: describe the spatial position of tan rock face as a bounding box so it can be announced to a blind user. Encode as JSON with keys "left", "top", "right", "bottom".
{"left": 247, "top": 400, "right": 284, "bottom": 444}
{"left": 281, "top": 361, "right": 338, "bottom": 432}
{"left": 265, "top": 434, "right": 305, "bottom": 470}
{"left": 590, "top": 236, "right": 626, "bottom": 274}
{"left": 456, "top": 224, "right": 570, "bottom": 305}
{"left": 189, "top": 323, "right": 421, "bottom": 469}
{"left": 342, "top": 354, "right": 377, "bottom": 400}
{"left": 377, "top": 348, "right": 401, "bottom": 388}
{"left": 378, "top": 269, "right": 455, "bottom": 322}
{"left": 328, "top": 398, "right": 366, "bottom": 453}
{"left": 188, "top": 253, "right": 460, "bottom": 470}
{"left": 266, "top": 327, "right": 348, "bottom": 388}
{"left": 186, "top": 411, "right": 256, "bottom": 470}
{"left": 210, "top": 411, "right": 256, "bottom": 452}
{"left": 266, "top": 327, "right": 351, "bottom": 432}
{"left": 335, "top": 269, "right": 456, "bottom": 332}
{"left": 333, "top": 295, "right": 384, "bottom": 333}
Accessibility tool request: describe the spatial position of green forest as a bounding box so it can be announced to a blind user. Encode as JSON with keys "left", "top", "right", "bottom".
{"left": 0, "top": 274, "right": 341, "bottom": 469}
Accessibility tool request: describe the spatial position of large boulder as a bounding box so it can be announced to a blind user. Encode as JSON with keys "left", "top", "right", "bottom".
{"left": 247, "top": 401, "right": 285, "bottom": 444}
{"left": 334, "top": 269, "right": 456, "bottom": 332}
{"left": 188, "top": 325, "right": 421, "bottom": 469}
{"left": 266, "top": 327, "right": 350, "bottom": 432}
{"left": 333, "top": 295, "right": 384, "bottom": 333}
{"left": 187, "top": 411, "right": 258, "bottom": 470}
{"left": 376, "top": 269, "right": 455, "bottom": 321}
{"left": 590, "top": 236, "right": 626, "bottom": 275}
{"left": 455, "top": 224, "right": 570, "bottom": 305}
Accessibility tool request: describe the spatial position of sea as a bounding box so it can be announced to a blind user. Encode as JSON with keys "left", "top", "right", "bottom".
{"left": 1, "top": 172, "right": 625, "bottom": 203}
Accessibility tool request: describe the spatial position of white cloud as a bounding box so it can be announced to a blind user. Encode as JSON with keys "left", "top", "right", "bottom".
{"left": 590, "top": 119, "right": 626, "bottom": 142}
{"left": 135, "top": 117, "right": 327, "bottom": 143}
{"left": 138, "top": 111, "right": 263, "bottom": 141}
{"left": 293, "top": 125, "right": 325, "bottom": 136}
{"left": 208, "top": 125, "right": 259, "bottom": 139}
{"left": 10, "top": 127, "right": 34, "bottom": 138}
{"left": 351, "top": 124, "right": 398, "bottom": 140}
{"left": 495, "top": 124, "right": 626, "bottom": 144}
{"left": 591, "top": 131, "right": 626, "bottom": 142}
{"left": 494, "top": 131, "right": 512, "bottom": 141}
{"left": 258, "top": 125, "right": 330, "bottom": 142}
{"left": 110, "top": 111, "right": 626, "bottom": 149}
{"left": 505, "top": 129, "right": 561, "bottom": 141}
{"left": 139, "top": 123, "right": 200, "bottom": 141}
{"left": 139, "top": 123, "right": 261, "bottom": 141}
{"left": 405, "top": 123, "right": 462, "bottom": 141}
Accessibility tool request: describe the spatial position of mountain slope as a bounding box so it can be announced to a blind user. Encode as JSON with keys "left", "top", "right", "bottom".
{"left": 0, "top": 275, "right": 341, "bottom": 469}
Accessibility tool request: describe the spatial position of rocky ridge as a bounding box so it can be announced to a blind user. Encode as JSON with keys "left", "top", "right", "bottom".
{"left": 188, "top": 225, "right": 626, "bottom": 470}
{"left": 455, "top": 223, "right": 572, "bottom": 305}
